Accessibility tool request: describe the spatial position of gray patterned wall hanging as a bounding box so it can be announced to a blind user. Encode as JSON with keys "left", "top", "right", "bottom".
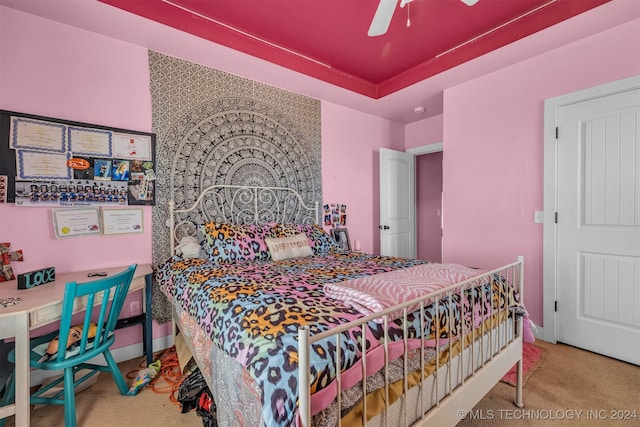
{"left": 148, "top": 51, "right": 322, "bottom": 322}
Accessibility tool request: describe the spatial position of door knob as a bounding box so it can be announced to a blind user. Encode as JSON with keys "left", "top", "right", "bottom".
{"left": 378, "top": 225, "right": 390, "bottom": 230}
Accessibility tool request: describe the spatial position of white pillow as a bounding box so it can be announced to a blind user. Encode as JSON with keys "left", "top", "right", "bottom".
{"left": 265, "top": 233, "right": 313, "bottom": 261}
{"left": 175, "top": 236, "right": 202, "bottom": 258}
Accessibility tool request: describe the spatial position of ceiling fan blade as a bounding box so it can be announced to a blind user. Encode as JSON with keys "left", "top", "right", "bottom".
{"left": 368, "top": 0, "right": 399, "bottom": 37}
{"left": 460, "top": 0, "right": 480, "bottom": 5}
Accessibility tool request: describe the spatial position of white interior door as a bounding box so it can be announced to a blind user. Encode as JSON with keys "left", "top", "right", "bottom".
{"left": 379, "top": 148, "right": 416, "bottom": 258}
{"left": 556, "top": 87, "right": 640, "bottom": 365}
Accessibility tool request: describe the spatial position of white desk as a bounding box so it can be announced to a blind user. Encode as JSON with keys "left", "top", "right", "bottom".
{"left": 0, "top": 264, "right": 153, "bottom": 426}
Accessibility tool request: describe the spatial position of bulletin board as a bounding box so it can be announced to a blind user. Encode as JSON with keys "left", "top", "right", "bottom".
{"left": 0, "top": 110, "right": 156, "bottom": 206}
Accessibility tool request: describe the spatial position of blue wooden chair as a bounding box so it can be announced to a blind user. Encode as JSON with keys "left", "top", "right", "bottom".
{"left": 0, "top": 265, "right": 137, "bottom": 427}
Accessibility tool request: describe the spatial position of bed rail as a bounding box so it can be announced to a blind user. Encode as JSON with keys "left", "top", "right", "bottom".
{"left": 168, "top": 184, "right": 319, "bottom": 254}
{"left": 298, "top": 256, "right": 525, "bottom": 427}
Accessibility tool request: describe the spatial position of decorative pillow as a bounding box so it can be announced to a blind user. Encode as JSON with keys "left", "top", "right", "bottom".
{"left": 175, "top": 236, "right": 202, "bottom": 259}
{"left": 270, "top": 223, "right": 342, "bottom": 255}
{"left": 201, "top": 222, "right": 273, "bottom": 264}
{"left": 241, "top": 223, "right": 274, "bottom": 260}
{"left": 265, "top": 233, "right": 314, "bottom": 261}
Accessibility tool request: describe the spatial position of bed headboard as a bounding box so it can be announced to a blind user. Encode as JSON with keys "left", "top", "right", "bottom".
{"left": 168, "top": 184, "right": 319, "bottom": 254}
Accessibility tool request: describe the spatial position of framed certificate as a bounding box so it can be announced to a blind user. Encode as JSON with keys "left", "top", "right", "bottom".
{"left": 101, "top": 207, "right": 144, "bottom": 236}
{"left": 9, "top": 116, "right": 66, "bottom": 152}
{"left": 68, "top": 126, "right": 113, "bottom": 156}
{"left": 17, "top": 150, "right": 71, "bottom": 180}
{"left": 52, "top": 208, "right": 101, "bottom": 238}
{"left": 113, "top": 133, "right": 152, "bottom": 160}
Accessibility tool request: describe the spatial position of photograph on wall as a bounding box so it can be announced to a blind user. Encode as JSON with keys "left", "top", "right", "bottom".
{"left": 339, "top": 204, "right": 347, "bottom": 226}
{"left": 323, "top": 203, "right": 348, "bottom": 228}
{"left": 112, "top": 159, "right": 130, "bottom": 181}
{"left": 127, "top": 160, "right": 155, "bottom": 205}
{"left": 93, "top": 158, "right": 112, "bottom": 181}
{"left": 71, "top": 156, "right": 95, "bottom": 180}
{"left": 14, "top": 179, "right": 128, "bottom": 207}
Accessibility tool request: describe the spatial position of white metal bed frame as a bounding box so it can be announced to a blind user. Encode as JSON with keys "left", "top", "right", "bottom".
{"left": 298, "top": 260, "right": 524, "bottom": 427}
{"left": 168, "top": 184, "right": 319, "bottom": 254}
{"left": 166, "top": 184, "right": 524, "bottom": 427}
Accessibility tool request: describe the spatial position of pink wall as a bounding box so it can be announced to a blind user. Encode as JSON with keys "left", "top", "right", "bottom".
{"left": 405, "top": 114, "right": 443, "bottom": 149}
{"left": 0, "top": 8, "right": 404, "bottom": 349}
{"left": 416, "top": 152, "right": 443, "bottom": 263}
{"left": 442, "top": 19, "right": 640, "bottom": 327}
{"left": 0, "top": 8, "right": 153, "bottom": 277}
{"left": 321, "top": 102, "right": 405, "bottom": 254}
{"left": 3, "top": 4, "right": 639, "bottom": 340}
{"left": 0, "top": 8, "right": 156, "bottom": 348}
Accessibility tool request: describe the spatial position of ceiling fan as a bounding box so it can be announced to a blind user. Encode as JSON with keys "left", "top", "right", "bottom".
{"left": 368, "top": 0, "right": 480, "bottom": 37}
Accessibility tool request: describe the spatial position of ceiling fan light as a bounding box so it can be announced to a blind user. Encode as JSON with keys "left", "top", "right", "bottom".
{"left": 461, "top": 0, "right": 480, "bottom": 5}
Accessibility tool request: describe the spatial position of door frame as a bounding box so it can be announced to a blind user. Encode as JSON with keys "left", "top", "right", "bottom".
{"left": 542, "top": 74, "right": 640, "bottom": 343}
{"left": 408, "top": 143, "right": 444, "bottom": 262}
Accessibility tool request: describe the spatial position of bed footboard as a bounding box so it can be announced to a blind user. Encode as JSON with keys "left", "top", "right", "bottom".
{"left": 298, "top": 256, "right": 525, "bottom": 427}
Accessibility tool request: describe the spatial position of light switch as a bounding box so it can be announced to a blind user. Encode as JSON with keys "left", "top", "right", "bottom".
{"left": 534, "top": 211, "right": 544, "bottom": 224}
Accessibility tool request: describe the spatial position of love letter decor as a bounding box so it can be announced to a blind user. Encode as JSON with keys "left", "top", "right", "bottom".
{"left": 17, "top": 267, "right": 55, "bottom": 289}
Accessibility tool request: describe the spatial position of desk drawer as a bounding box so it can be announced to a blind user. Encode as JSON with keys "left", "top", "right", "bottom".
{"left": 29, "top": 276, "right": 145, "bottom": 328}
{"left": 31, "top": 303, "right": 63, "bottom": 328}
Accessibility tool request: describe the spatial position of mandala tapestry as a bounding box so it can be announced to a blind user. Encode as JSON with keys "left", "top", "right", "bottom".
{"left": 149, "top": 51, "right": 322, "bottom": 322}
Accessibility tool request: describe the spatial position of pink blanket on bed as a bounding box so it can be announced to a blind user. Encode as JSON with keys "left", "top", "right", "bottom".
{"left": 324, "top": 262, "right": 486, "bottom": 322}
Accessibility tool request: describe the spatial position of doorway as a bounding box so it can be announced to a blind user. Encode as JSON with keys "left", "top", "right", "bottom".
{"left": 379, "top": 146, "right": 443, "bottom": 261}
{"left": 416, "top": 152, "right": 443, "bottom": 262}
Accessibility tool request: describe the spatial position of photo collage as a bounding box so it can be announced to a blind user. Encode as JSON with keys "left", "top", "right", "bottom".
{"left": 323, "top": 203, "right": 347, "bottom": 228}
{"left": 1, "top": 112, "right": 156, "bottom": 207}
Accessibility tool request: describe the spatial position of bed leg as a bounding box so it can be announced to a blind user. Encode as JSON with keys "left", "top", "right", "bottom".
{"left": 514, "top": 357, "right": 524, "bottom": 408}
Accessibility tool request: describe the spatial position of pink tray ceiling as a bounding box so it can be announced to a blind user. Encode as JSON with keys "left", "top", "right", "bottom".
{"left": 98, "top": 0, "right": 610, "bottom": 99}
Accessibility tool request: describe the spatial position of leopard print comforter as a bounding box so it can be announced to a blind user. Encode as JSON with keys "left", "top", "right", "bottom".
{"left": 157, "top": 253, "right": 517, "bottom": 427}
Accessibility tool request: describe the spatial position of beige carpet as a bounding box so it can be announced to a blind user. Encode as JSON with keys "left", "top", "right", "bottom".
{"left": 2, "top": 340, "right": 638, "bottom": 426}
{"left": 457, "top": 340, "right": 640, "bottom": 427}
{"left": 3, "top": 353, "right": 202, "bottom": 427}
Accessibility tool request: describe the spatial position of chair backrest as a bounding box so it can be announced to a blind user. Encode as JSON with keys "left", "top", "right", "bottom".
{"left": 51, "top": 265, "right": 137, "bottom": 363}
